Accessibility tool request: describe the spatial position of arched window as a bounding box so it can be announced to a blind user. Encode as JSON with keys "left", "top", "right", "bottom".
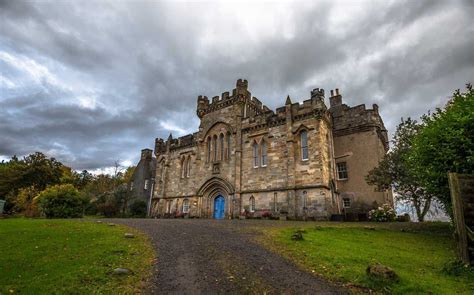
{"left": 249, "top": 196, "right": 255, "bottom": 212}
{"left": 261, "top": 141, "right": 267, "bottom": 167}
{"left": 301, "top": 130, "right": 308, "bottom": 160}
{"left": 183, "top": 199, "right": 190, "bottom": 213}
{"left": 186, "top": 155, "right": 191, "bottom": 177}
{"left": 219, "top": 134, "right": 224, "bottom": 161}
{"left": 207, "top": 137, "right": 211, "bottom": 162}
{"left": 302, "top": 191, "right": 308, "bottom": 208}
{"left": 180, "top": 157, "right": 186, "bottom": 178}
{"left": 253, "top": 141, "right": 259, "bottom": 167}
{"left": 226, "top": 132, "right": 231, "bottom": 160}
{"left": 213, "top": 135, "right": 218, "bottom": 162}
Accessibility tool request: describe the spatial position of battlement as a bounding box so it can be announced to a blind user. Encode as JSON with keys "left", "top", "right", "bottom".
{"left": 242, "top": 87, "right": 330, "bottom": 133}
{"left": 196, "top": 79, "right": 271, "bottom": 119}
{"left": 328, "top": 89, "right": 388, "bottom": 150}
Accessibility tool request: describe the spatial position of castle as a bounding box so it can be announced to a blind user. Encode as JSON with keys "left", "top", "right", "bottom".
{"left": 131, "top": 79, "right": 393, "bottom": 220}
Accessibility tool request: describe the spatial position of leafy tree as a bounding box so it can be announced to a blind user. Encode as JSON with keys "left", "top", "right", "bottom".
{"left": 366, "top": 118, "right": 434, "bottom": 221}
{"left": 410, "top": 84, "right": 474, "bottom": 218}
{"left": 36, "top": 184, "right": 86, "bottom": 218}
{"left": 14, "top": 185, "right": 40, "bottom": 216}
{"left": 0, "top": 152, "right": 64, "bottom": 212}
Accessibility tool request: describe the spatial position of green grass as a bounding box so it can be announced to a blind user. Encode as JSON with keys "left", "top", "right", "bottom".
{"left": 0, "top": 218, "right": 155, "bottom": 294}
{"left": 259, "top": 222, "right": 473, "bottom": 294}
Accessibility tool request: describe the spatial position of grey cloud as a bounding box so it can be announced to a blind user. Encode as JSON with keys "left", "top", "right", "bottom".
{"left": 0, "top": 0, "right": 473, "bottom": 171}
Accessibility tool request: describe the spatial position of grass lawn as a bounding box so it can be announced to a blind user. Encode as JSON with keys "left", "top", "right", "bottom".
{"left": 0, "top": 218, "right": 155, "bottom": 294}
{"left": 259, "top": 222, "right": 473, "bottom": 294}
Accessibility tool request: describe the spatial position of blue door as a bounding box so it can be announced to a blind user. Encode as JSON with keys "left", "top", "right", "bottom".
{"left": 213, "top": 195, "right": 225, "bottom": 219}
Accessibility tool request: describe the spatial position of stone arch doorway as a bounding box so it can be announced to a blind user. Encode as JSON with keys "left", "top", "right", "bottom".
{"left": 197, "top": 176, "right": 235, "bottom": 219}
{"left": 213, "top": 195, "right": 225, "bottom": 219}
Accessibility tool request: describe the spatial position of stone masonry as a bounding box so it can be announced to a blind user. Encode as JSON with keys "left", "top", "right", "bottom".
{"left": 144, "top": 79, "right": 392, "bottom": 219}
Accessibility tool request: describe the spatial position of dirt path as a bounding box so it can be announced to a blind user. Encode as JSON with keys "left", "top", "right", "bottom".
{"left": 109, "top": 219, "right": 346, "bottom": 294}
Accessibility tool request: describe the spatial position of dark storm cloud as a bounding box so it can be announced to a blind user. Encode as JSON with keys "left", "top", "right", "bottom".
{"left": 1, "top": 0, "right": 473, "bottom": 171}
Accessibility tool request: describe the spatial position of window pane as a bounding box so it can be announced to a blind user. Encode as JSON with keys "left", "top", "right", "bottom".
{"left": 213, "top": 137, "right": 217, "bottom": 161}
{"left": 207, "top": 138, "right": 211, "bottom": 162}
{"left": 261, "top": 142, "right": 267, "bottom": 166}
{"left": 220, "top": 135, "right": 224, "bottom": 160}
{"left": 227, "top": 134, "right": 231, "bottom": 159}
{"left": 253, "top": 143, "right": 259, "bottom": 167}
{"left": 301, "top": 131, "right": 308, "bottom": 160}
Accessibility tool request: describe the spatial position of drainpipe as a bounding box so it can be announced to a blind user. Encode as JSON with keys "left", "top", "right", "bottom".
{"left": 147, "top": 180, "right": 155, "bottom": 217}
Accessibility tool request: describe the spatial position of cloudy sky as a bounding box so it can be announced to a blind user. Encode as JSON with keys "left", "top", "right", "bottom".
{"left": 1, "top": 0, "right": 473, "bottom": 172}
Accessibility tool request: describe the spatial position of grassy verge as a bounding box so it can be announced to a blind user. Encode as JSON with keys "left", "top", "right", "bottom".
{"left": 0, "top": 218, "right": 155, "bottom": 294}
{"left": 258, "top": 222, "right": 473, "bottom": 294}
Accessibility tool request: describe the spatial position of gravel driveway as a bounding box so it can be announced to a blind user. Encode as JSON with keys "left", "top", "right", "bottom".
{"left": 108, "top": 219, "right": 346, "bottom": 294}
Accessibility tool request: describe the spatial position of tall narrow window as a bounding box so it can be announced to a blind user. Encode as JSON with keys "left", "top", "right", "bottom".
{"left": 181, "top": 157, "right": 185, "bottom": 178}
{"left": 219, "top": 134, "right": 224, "bottom": 161}
{"left": 213, "top": 135, "right": 218, "bottom": 161}
{"left": 226, "top": 132, "right": 231, "bottom": 159}
{"left": 302, "top": 191, "right": 308, "bottom": 208}
{"left": 144, "top": 179, "right": 149, "bottom": 190}
{"left": 253, "top": 142, "right": 259, "bottom": 167}
{"left": 183, "top": 199, "right": 190, "bottom": 213}
{"left": 273, "top": 192, "right": 278, "bottom": 212}
{"left": 207, "top": 137, "right": 211, "bottom": 162}
{"left": 261, "top": 141, "right": 267, "bottom": 167}
{"left": 249, "top": 196, "right": 255, "bottom": 212}
{"left": 186, "top": 156, "right": 191, "bottom": 177}
{"left": 301, "top": 130, "right": 308, "bottom": 160}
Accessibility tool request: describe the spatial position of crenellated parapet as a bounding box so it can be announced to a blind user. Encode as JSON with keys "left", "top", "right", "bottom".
{"left": 329, "top": 89, "right": 389, "bottom": 150}
{"left": 196, "top": 79, "right": 272, "bottom": 119}
{"left": 242, "top": 87, "right": 330, "bottom": 133}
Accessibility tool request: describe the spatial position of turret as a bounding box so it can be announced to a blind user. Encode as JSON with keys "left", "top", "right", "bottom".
{"left": 235, "top": 79, "right": 250, "bottom": 97}
{"left": 311, "top": 88, "right": 327, "bottom": 110}
{"left": 154, "top": 138, "right": 166, "bottom": 156}
{"left": 197, "top": 95, "right": 209, "bottom": 118}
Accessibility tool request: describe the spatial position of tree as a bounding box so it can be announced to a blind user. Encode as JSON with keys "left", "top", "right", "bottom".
{"left": 366, "top": 118, "right": 434, "bottom": 222}
{"left": 0, "top": 152, "right": 64, "bottom": 212}
{"left": 410, "top": 84, "right": 474, "bottom": 218}
{"left": 36, "top": 184, "right": 86, "bottom": 218}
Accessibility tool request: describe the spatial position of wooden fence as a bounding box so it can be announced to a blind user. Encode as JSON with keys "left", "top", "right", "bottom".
{"left": 448, "top": 173, "right": 474, "bottom": 265}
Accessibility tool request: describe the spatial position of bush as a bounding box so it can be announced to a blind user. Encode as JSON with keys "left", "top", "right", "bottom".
{"left": 368, "top": 204, "right": 396, "bottom": 222}
{"left": 129, "top": 200, "right": 147, "bottom": 217}
{"left": 36, "top": 184, "right": 85, "bottom": 218}
{"left": 396, "top": 213, "right": 411, "bottom": 222}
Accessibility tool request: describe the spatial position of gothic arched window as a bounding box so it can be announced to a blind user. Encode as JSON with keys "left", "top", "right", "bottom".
{"left": 226, "top": 132, "right": 231, "bottom": 160}
{"left": 249, "top": 196, "right": 255, "bottom": 212}
{"left": 261, "top": 141, "right": 267, "bottom": 167}
{"left": 213, "top": 135, "right": 218, "bottom": 162}
{"left": 301, "top": 130, "right": 308, "bottom": 160}
{"left": 186, "top": 155, "right": 191, "bottom": 177}
{"left": 219, "top": 134, "right": 224, "bottom": 161}
{"left": 253, "top": 141, "right": 259, "bottom": 167}
{"left": 207, "top": 137, "right": 211, "bottom": 162}
{"left": 180, "top": 157, "right": 186, "bottom": 178}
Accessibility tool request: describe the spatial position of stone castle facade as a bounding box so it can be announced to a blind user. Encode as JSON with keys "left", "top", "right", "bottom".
{"left": 137, "top": 79, "right": 392, "bottom": 219}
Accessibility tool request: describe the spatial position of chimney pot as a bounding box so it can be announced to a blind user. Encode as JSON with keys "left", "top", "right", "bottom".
{"left": 330, "top": 90, "right": 334, "bottom": 97}
{"left": 336, "top": 88, "right": 339, "bottom": 96}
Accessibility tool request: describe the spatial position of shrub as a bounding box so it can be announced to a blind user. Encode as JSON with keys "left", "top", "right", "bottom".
{"left": 129, "top": 200, "right": 147, "bottom": 217}
{"left": 396, "top": 213, "right": 411, "bottom": 222}
{"left": 15, "top": 186, "right": 40, "bottom": 217}
{"left": 368, "top": 204, "right": 396, "bottom": 222}
{"left": 36, "top": 184, "right": 85, "bottom": 218}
